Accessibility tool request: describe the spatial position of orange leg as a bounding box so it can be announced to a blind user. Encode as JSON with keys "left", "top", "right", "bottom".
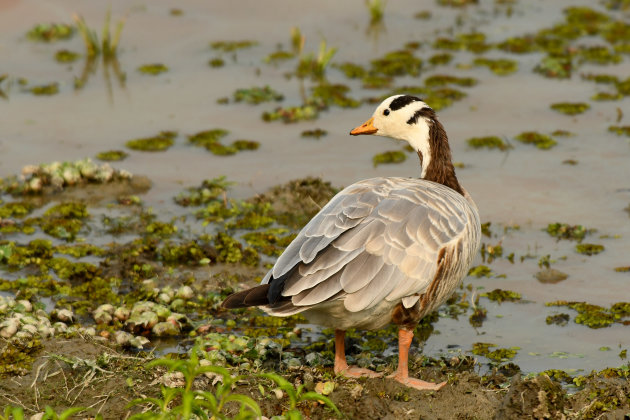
{"left": 334, "top": 329, "right": 382, "bottom": 378}
{"left": 388, "top": 329, "right": 446, "bottom": 391}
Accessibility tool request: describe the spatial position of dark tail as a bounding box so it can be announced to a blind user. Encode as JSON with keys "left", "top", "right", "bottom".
{"left": 222, "top": 284, "right": 271, "bottom": 309}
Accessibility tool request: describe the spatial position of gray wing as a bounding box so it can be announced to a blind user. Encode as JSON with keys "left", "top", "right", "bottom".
{"left": 262, "top": 177, "right": 478, "bottom": 314}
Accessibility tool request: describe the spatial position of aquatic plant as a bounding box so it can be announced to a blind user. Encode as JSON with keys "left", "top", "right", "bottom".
{"left": 575, "top": 243, "right": 604, "bottom": 255}
{"left": 296, "top": 39, "right": 337, "bottom": 80}
{"left": 546, "top": 223, "right": 589, "bottom": 241}
{"left": 467, "top": 136, "right": 511, "bottom": 151}
{"left": 372, "top": 150, "right": 406, "bottom": 167}
{"left": 546, "top": 301, "right": 630, "bottom": 328}
{"left": 96, "top": 150, "right": 128, "bottom": 161}
{"left": 482, "top": 289, "right": 522, "bottom": 303}
{"left": 608, "top": 125, "right": 630, "bottom": 136}
{"left": 301, "top": 128, "right": 327, "bottom": 139}
{"left": 366, "top": 0, "right": 385, "bottom": 23}
{"left": 137, "top": 63, "right": 169, "bottom": 75}
{"left": 233, "top": 86, "right": 284, "bottom": 104}
{"left": 126, "top": 131, "right": 176, "bottom": 152}
{"left": 26, "top": 23, "right": 74, "bottom": 42}
{"left": 73, "top": 10, "right": 125, "bottom": 59}
{"left": 29, "top": 83, "right": 59, "bottom": 96}
{"left": 210, "top": 40, "right": 258, "bottom": 52}
{"left": 514, "top": 131, "right": 557, "bottom": 149}
{"left": 473, "top": 58, "right": 518, "bottom": 75}
{"left": 54, "top": 49, "right": 80, "bottom": 63}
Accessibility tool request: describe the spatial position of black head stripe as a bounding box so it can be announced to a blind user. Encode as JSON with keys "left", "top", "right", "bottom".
{"left": 389, "top": 95, "right": 422, "bottom": 111}
{"left": 407, "top": 106, "right": 434, "bottom": 125}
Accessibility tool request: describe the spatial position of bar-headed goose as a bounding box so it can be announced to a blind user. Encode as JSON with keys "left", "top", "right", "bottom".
{"left": 223, "top": 95, "right": 481, "bottom": 390}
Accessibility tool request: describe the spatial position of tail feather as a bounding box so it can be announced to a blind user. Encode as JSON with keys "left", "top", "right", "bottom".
{"left": 222, "top": 284, "right": 271, "bottom": 309}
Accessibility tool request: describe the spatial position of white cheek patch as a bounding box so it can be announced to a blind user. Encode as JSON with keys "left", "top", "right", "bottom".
{"left": 406, "top": 119, "right": 431, "bottom": 178}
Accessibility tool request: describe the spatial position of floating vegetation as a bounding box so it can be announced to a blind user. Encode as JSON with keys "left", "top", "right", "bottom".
{"left": 481, "top": 289, "right": 522, "bottom": 303}
{"left": 311, "top": 83, "right": 360, "bottom": 108}
{"left": 592, "top": 92, "right": 622, "bottom": 101}
{"left": 536, "top": 268, "right": 569, "bottom": 284}
{"left": 551, "top": 129, "right": 575, "bottom": 137}
{"left": 546, "top": 313, "right": 570, "bottom": 326}
{"left": 174, "top": 177, "right": 232, "bottom": 207}
{"left": 546, "top": 223, "right": 590, "bottom": 242}
{"left": 96, "top": 150, "right": 128, "bottom": 161}
{"left": 232, "top": 140, "right": 260, "bottom": 151}
{"left": 577, "top": 45, "right": 622, "bottom": 65}
{"left": 615, "top": 266, "right": 630, "bottom": 272}
{"left": 208, "top": 57, "right": 225, "bottom": 68}
{"left": 434, "top": 33, "right": 490, "bottom": 54}
{"left": 372, "top": 151, "right": 406, "bottom": 167}
{"left": 188, "top": 129, "right": 228, "bottom": 148}
{"left": 550, "top": 102, "right": 590, "bottom": 115}
{"left": 262, "top": 103, "right": 322, "bottom": 123}
{"left": 424, "top": 75, "right": 477, "bottom": 87}
{"left": 467, "top": 136, "right": 511, "bottom": 151}
{"left": 575, "top": 243, "right": 604, "bottom": 256}
{"left": 498, "top": 36, "right": 539, "bottom": 54}
{"left": 29, "top": 82, "right": 59, "bottom": 96}
{"left": 414, "top": 11, "right": 432, "bottom": 19}
{"left": 137, "top": 63, "right": 169, "bottom": 75}
{"left": 438, "top": 0, "right": 479, "bottom": 6}
{"left": 472, "top": 342, "right": 518, "bottom": 362}
{"left": 473, "top": 58, "right": 518, "bottom": 75}
{"left": 581, "top": 73, "right": 619, "bottom": 84}
{"left": 371, "top": 50, "right": 422, "bottom": 77}
{"left": 54, "top": 49, "right": 80, "bottom": 63}
{"left": 608, "top": 125, "right": 630, "bottom": 136}
{"left": 468, "top": 265, "right": 492, "bottom": 278}
{"left": 534, "top": 55, "right": 572, "bottom": 79}
{"left": 233, "top": 86, "right": 284, "bottom": 104}
{"left": 514, "top": 132, "right": 557, "bottom": 149}
{"left": 334, "top": 62, "right": 367, "bottom": 79}
{"left": 126, "top": 131, "right": 176, "bottom": 152}
{"left": 546, "top": 301, "right": 630, "bottom": 328}
{"left": 428, "top": 53, "right": 453, "bottom": 66}
{"left": 210, "top": 40, "right": 258, "bottom": 52}
{"left": 0, "top": 158, "right": 131, "bottom": 195}
{"left": 301, "top": 129, "right": 327, "bottom": 139}
{"left": 26, "top": 23, "right": 74, "bottom": 42}
{"left": 264, "top": 50, "right": 295, "bottom": 63}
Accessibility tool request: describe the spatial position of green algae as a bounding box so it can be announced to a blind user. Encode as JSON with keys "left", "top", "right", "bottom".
{"left": 497, "top": 36, "right": 538, "bottom": 54}
{"left": 577, "top": 45, "right": 622, "bottom": 65}
{"left": 472, "top": 343, "right": 518, "bottom": 362}
{"left": 372, "top": 151, "right": 406, "bottom": 167}
{"left": 546, "top": 300, "right": 630, "bottom": 328}
{"left": 137, "top": 63, "right": 169, "bottom": 75}
{"left": 437, "top": 0, "right": 478, "bottom": 6}
{"left": 208, "top": 58, "right": 225, "bottom": 68}
{"left": 615, "top": 266, "right": 630, "bottom": 272}
{"left": 370, "top": 50, "right": 422, "bottom": 77}
{"left": 232, "top": 140, "right": 260, "bottom": 151}
{"left": 428, "top": 53, "right": 453, "bottom": 66}
{"left": 362, "top": 74, "right": 392, "bottom": 89}
{"left": 264, "top": 50, "right": 295, "bottom": 63}
{"left": 473, "top": 58, "right": 518, "bottom": 75}
{"left": 0, "top": 338, "right": 43, "bottom": 376}
{"left": 30, "top": 83, "right": 59, "bottom": 96}
{"left": 301, "top": 129, "right": 327, "bottom": 139}
{"left": 514, "top": 131, "right": 557, "bottom": 149}
{"left": 175, "top": 177, "right": 232, "bottom": 207}
{"left": 546, "top": 313, "right": 570, "bottom": 326}
{"left": 608, "top": 125, "right": 630, "bottom": 136}
{"left": 0, "top": 202, "right": 36, "bottom": 219}
{"left": 591, "top": 92, "right": 622, "bottom": 101}
{"left": 550, "top": 102, "right": 590, "bottom": 115}
{"left": 468, "top": 265, "right": 492, "bottom": 278}
{"left": 575, "top": 243, "right": 604, "bottom": 256}
{"left": 41, "top": 202, "right": 89, "bottom": 241}
{"left": 27, "top": 23, "right": 74, "bottom": 42}
{"left": 534, "top": 54, "right": 572, "bottom": 79}
{"left": 210, "top": 40, "right": 258, "bottom": 52}
{"left": 482, "top": 289, "right": 522, "bottom": 303}
{"left": 234, "top": 86, "right": 284, "bottom": 104}
{"left": 214, "top": 232, "right": 259, "bottom": 266}
{"left": 467, "top": 136, "right": 511, "bottom": 151}
{"left": 54, "top": 49, "right": 80, "bottom": 63}
{"left": 96, "top": 150, "right": 128, "bottom": 161}
{"left": 333, "top": 62, "right": 367, "bottom": 79}
{"left": 126, "top": 131, "right": 176, "bottom": 152}
{"left": 311, "top": 83, "right": 360, "bottom": 108}
{"left": 434, "top": 33, "right": 490, "bottom": 54}
{"left": 188, "top": 129, "right": 229, "bottom": 148}
{"left": 242, "top": 229, "right": 295, "bottom": 257}
{"left": 262, "top": 103, "right": 321, "bottom": 123}
{"left": 546, "top": 223, "right": 590, "bottom": 242}
{"left": 424, "top": 75, "right": 477, "bottom": 87}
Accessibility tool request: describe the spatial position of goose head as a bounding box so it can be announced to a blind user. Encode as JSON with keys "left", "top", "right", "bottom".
{"left": 350, "top": 94, "right": 463, "bottom": 195}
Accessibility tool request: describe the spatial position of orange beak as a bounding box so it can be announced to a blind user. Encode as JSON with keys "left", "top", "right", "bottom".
{"left": 350, "top": 117, "right": 377, "bottom": 136}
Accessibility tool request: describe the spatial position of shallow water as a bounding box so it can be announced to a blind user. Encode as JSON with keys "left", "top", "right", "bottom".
{"left": 1, "top": 0, "right": 629, "bottom": 373}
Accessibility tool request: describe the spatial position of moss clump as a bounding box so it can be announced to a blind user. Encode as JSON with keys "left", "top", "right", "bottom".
{"left": 550, "top": 102, "right": 590, "bottom": 115}
{"left": 210, "top": 40, "right": 257, "bottom": 52}
{"left": 468, "top": 265, "right": 492, "bottom": 278}
{"left": 27, "top": 23, "right": 74, "bottom": 42}
{"left": 208, "top": 58, "right": 225, "bottom": 68}
{"left": 126, "top": 131, "right": 176, "bottom": 152}
{"left": 233, "top": 86, "right": 284, "bottom": 104}
{"left": 514, "top": 131, "right": 557, "bottom": 149}
{"left": 137, "top": 63, "right": 169, "bottom": 75}
{"left": 608, "top": 126, "right": 630, "bottom": 136}
{"left": 467, "top": 136, "right": 511, "bottom": 151}
{"left": 214, "top": 232, "right": 244, "bottom": 264}
{"left": 301, "top": 129, "right": 327, "bottom": 139}
{"left": 370, "top": 50, "right": 422, "bottom": 77}
{"left": 546, "top": 223, "right": 590, "bottom": 241}
{"left": 54, "top": 49, "right": 80, "bottom": 63}
{"left": 482, "top": 289, "right": 522, "bottom": 303}
{"left": 0, "top": 201, "right": 37, "bottom": 218}
{"left": 575, "top": 243, "right": 604, "bottom": 256}
{"left": 372, "top": 151, "right": 406, "bottom": 167}
{"left": 30, "top": 83, "right": 59, "bottom": 96}
{"left": 0, "top": 338, "right": 43, "bottom": 376}
{"left": 473, "top": 58, "right": 517, "bottom": 75}
{"left": 41, "top": 202, "right": 89, "bottom": 241}
{"left": 534, "top": 54, "right": 572, "bottom": 79}
{"left": 546, "top": 313, "right": 570, "bottom": 326}
{"left": 546, "top": 301, "right": 630, "bottom": 328}
{"left": 158, "top": 241, "right": 211, "bottom": 265}
{"left": 96, "top": 150, "right": 128, "bottom": 161}
{"left": 242, "top": 229, "right": 295, "bottom": 257}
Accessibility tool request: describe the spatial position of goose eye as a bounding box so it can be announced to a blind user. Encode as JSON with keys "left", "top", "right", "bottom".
{"left": 383, "top": 109, "right": 390, "bottom": 116}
